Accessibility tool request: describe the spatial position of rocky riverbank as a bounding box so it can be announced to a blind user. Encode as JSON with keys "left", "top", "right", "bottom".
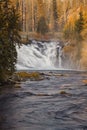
{"left": 0, "top": 72, "right": 47, "bottom": 89}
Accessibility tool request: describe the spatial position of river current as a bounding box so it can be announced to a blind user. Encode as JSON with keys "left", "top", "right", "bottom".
{"left": 0, "top": 70, "right": 87, "bottom": 130}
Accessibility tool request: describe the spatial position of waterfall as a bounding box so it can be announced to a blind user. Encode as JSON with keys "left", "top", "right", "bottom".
{"left": 16, "top": 40, "right": 63, "bottom": 70}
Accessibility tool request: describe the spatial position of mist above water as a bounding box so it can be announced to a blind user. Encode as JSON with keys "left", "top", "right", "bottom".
{"left": 16, "top": 40, "right": 63, "bottom": 70}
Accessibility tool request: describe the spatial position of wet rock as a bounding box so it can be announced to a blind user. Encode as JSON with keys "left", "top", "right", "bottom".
{"left": 60, "top": 90, "right": 67, "bottom": 95}
{"left": 46, "top": 73, "right": 54, "bottom": 76}
{"left": 45, "top": 77, "right": 50, "bottom": 80}
{"left": 53, "top": 74, "right": 64, "bottom": 76}
{"left": 55, "top": 73, "right": 70, "bottom": 77}
{"left": 30, "top": 77, "right": 44, "bottom": 81}
{"left": 14, "top": 83, "right": 21, "bottom": 88}
{"left": 60, "top": 90, "right": 72, "bottom": 96}
{"left": 36, "top": 93, "right": 49, "bottom": 96}
{"left": 39, "top": 72, "right": 45, "bottom": 76}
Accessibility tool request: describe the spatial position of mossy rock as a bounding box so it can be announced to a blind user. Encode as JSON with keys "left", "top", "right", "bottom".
{"left": 15, "top": 72, "right": 44, "bottom": 81}
{"left": 60, "top": 90, "right": 67, "bottom": 95}
{"left": 60, "top": 90, "right": 72, "bottom": 96}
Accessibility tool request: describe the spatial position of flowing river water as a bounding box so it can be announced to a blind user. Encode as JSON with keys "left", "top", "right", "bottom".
{"left": 0, "top": 70, "right": 87, "bottom": 130}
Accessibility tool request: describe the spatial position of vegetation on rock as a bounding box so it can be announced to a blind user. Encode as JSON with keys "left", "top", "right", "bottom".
{"left": 60, "top": 90, "right": 67, "bottom": 95}
{"left": 15, "top": 72, "right": 44, "bottom": 81}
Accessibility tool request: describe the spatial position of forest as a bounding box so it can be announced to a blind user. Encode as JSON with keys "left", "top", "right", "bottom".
{"left": 15, "top": 0, "right": 87, "bottom": 39}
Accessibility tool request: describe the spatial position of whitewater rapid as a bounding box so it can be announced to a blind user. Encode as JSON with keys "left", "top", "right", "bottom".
{"left": 16, "top": 40, "right": 62, "bottom": 70}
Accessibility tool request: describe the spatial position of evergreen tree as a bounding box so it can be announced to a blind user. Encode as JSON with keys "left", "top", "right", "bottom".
{"left": 0, "top": 0, "right": 21, "bottom": 82}
{"left": 74, "top": 11, "right": 84, "bottom": 40}
{"left": 74, "top": 11, "right": 84, "bottom": 63}
{"left": 37, "top": 16, "right": 49, "bottom": 35}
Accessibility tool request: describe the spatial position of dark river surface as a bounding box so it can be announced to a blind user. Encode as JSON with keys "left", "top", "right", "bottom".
{"left": 0, "top": 70, "right": 87, "bottom": 130}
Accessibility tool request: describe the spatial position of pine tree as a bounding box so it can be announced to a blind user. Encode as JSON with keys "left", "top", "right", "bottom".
{"left": 74, "top": 11, "right": 84, "bottom": 40}
{"left": 37, "top": 16, "right": 49, "bottom": 35}
{"left": 0, "top": 0, "right": 21, "bottom": 82}
{"left": 74, "top": 11, "right": 84, "bottom": 63}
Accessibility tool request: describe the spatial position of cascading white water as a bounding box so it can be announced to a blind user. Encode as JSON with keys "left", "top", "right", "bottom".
{"left": 16, "top": 40, "right": 63, "bottom": 70}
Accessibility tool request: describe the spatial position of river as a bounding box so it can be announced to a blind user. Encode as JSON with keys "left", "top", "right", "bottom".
{"left": 0, "top": 70, "right": 87, "bottom": 130}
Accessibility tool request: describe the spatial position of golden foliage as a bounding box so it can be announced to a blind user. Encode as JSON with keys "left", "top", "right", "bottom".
{"left": 64, "top": 4, "right": 87, "bottom": 39}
